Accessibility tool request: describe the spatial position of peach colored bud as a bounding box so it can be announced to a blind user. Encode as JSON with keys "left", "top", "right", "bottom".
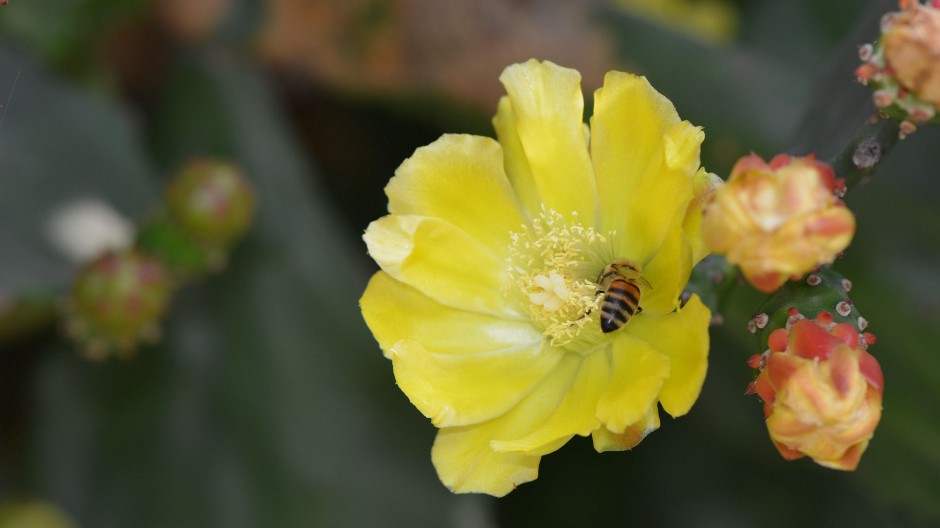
{"left": 701, "top": 154, "right": 855, "bottom": 292}
{"left": 756, "top": 319, "right": 883, "bottom": 470}
{"left": 883, "top": 3, "right": 940, "bottom": 110}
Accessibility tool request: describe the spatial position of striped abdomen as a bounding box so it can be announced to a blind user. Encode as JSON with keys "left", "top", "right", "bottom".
{"left": 599, "top": 278, "right": 642, "bottom": 333}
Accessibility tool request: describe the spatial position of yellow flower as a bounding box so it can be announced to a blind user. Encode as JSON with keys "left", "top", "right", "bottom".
{"left": 360, "top": 59, "right": 715, "bottom": 496}
{"left": 701, "top": 154, "right": 855, "bottom": 293}
{"left": 754, "top": 314, "right": 884, "bottom": 470}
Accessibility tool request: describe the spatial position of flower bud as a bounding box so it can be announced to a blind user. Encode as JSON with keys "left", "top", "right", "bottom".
{"left": 752, "top": 313, "right": 883, "bottom": 470}
{"left": 701, "top": 154, "right": 855, "bottom": 292}
{"left": 166, "top": 159, "right": 255, "bottom": 249}
{"left": 884, "top": 2, "right": 940, "bottom": 110}
{"left": 857, "top": 1, "right": 940, "bottom": 134}
{"left": 65, "top": 249, "right": 173, "bottom": 359}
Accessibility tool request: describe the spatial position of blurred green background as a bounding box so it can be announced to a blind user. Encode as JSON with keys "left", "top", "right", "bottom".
{"left": 1, "top": 0, "right": 939, "bottom": 526}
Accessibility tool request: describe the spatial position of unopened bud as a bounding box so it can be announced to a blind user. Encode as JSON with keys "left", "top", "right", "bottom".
{"left": 64, "top": 250, "right": 173, "bottom": 358}
{"left": 858, "top": 1, "right": 940, "bottom": 135}
{"left": 166, "top": 159, "right": 255, "bottom": 249}
{"left": 702, "top": 154, "right": 855, "bottom": 292}
{"left": 750, "top": 314, "right": 883, "bottom": 470}
{"left": 883, "top": 3, "right": 940, "bottom": 110}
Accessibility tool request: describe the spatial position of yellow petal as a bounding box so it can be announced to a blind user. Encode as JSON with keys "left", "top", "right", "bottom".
{"left": 391, "top": 339, "right": 563, "bottom": 428}
{"left": 627, "top": 294, "right": 710, "bottom": 417}
{"left": 592, "top": 405, "right": 661, "bottom": 452}
{"left": 591, "top": 427, "right": 622, "bottom": 453}
{"left": 591, "top": 72, "right": 699, "bottom": 263}
{"left": 361, "top": 272, "right": 543, "bottom": 359}
{"left": 663, "top": 120, "right": 705, "bottom": 175}
{"left": 432, "top": 427, "right": 540, "bottom": 498}
{"left": 623, "top": 121, "right": 699, "bottom": 264}
{"left": 595, "top": 333, "right": 671, "bottom": 433}
{"left": 364, "top": 214, "right": 519, "bottom": 316}
{"left": 638, "top": 214, "right": 693, "bottom": 314}
{"left": 492, "top": 96, "right": 540, "bottom": 218}
{"left": 385, "top": 134, "right": 526, "bottom": 256}
{"left": 683, "top": 168, "right": 724, "bottom": 266}
{"left": 491, "top": 348, "right": 610, "bottom": 455}
{"left": 431, "top": 354, "right": 581, "bottom": 496}
{"left": 499, "top": 59, "right": 597, "bottom": 223}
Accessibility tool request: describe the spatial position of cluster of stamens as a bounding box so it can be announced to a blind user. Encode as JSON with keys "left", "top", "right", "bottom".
{"left": 506, "top": 207, "right": 611, "bottom": 347}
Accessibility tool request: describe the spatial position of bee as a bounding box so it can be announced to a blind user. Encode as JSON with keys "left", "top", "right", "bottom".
{"left": 596, "top": 258, "right": 651, "bottom": 333}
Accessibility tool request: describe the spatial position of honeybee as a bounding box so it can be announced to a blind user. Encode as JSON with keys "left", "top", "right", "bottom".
{"left": 596, "top": 259, "right": 651, "bottom": 333}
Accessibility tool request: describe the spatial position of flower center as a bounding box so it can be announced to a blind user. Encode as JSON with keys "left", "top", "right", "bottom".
{"left": 529, "top": 270, "right": 570, "bottom": 312}
{"left": 506, "top": 207, "right": 612, "bottom": 349}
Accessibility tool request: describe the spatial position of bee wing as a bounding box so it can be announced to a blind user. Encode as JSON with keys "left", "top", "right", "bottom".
{"left": 618, "top": 267, "right": 652, "bottom": 290}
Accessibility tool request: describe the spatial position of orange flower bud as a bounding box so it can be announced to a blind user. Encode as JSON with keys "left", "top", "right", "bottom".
{"left": 754, "top": 316, "right": 883, "bottom": 470}
{"left": 701, "top": 154, "right": 855, "bottom": 292}
{"left": 857, "top": 1, "right": 940, "bottom": 132}
{"left": 883, "top": 2, "right": 940, "bottom": 111}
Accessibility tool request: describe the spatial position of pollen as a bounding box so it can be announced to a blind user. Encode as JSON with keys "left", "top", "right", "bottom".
{"left": 506, "top": 207, "right": 610, "bottom": 348}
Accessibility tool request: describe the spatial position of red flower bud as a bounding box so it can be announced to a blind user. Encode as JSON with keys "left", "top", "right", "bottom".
{"left": 753, "top": 316, "right": 883, "bottom": 470}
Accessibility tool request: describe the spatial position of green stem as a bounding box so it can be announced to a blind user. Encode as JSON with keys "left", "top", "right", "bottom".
{"left": 714, "top": 263, "right": 741, "bottom": 318}
{"left": 827, "top": 117, "right": 900, "bottom": 191}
